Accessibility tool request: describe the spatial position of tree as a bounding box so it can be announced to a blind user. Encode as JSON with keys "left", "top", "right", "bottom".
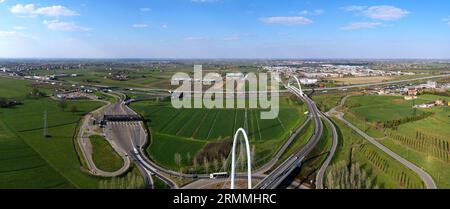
{"left": 192, "top": 158, "right": 198, "bottom": 171}
{"left": 58, "top": 99, "right": 67, "bottom": 111}
{"left": 0, "top": 97, "right": 7, "bottom": 107}
{"left": 186, "top": 152, "right": 191, "bottom": 165}
{"left": 174, "top": 153, "right": 182, "bottom": 174}
{"left": 213, "top": 159, "right": 219, "bottom": 172}
{"left": 203, "top": 157, "right": 210, "bottom": 174}
{"left": 70, "top": 105, "right": 78, "bottom": 114}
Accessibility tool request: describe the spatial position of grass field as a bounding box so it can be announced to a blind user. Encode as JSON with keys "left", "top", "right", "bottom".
{"left": 312, "top": 93, "right": 347, "bottom": 112}
{"left": 0, "top": 77, "right": 32, "bottom": 98}
{"left": 90, "top": 135, "right": 124, "bottom": 172}
{"left": 31, "top": 68, "right": 183, "bottom": 89}
{"left": 327, "top": 118, "right": 424, "bottom": 189}
{"left": 0, "top": 77, "right": 138, "bottom": 188}
{"left": 343, "top": 94, "right": 450, "bottom": 188}
{"left": 324, "top": 76, "right": 395, "bottom": 85}
{"left": 344, "top": 95, "right": 430, "bottom": 138}
{"left": 131, "top": 96, "right": 307, "bottom": 171}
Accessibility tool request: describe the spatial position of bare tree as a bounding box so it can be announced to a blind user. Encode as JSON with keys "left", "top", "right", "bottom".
{"left": 174, "top": 153, "right": 182, "bottom": 174}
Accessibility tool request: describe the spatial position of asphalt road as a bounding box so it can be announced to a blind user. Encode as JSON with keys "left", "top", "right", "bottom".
{"left": 315, "top": 111, "right": 338, "bottom": 189}
{"left": 255, "top": 86, "right": 324, "bottom": 189}
{"left": 254, "top": 117, "right": 312, "bottom": 175}
{"left": 76, "top": 99, "right": 131, "bottom": 177}
{"left": 104, "top": 99, "right": 180, "bottom": 189}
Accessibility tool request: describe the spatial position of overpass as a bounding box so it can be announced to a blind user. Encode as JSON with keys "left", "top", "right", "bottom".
{"left": 103, "top": 114, "right": 143, "bottom": 122}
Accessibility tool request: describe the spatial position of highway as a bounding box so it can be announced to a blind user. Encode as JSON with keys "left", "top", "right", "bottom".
{"left": 314, "top": 111, "right": 338, "bottom": 189}
{"left": 255, "top": 85, "right": 324, "bottom": 189}
{"left": 103, "top": 97, "right": 179, "bottom": 189}
{"left": 76, "top": 98, "right": 132, "bottom": 177}
{"left": 316, "top": 74, "right": 449, "bottom": 91}
{"left": 254, "top": 117, "right": 312, "bottom": 175}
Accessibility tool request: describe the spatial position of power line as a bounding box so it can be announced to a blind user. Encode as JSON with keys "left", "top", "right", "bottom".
{"left": 43, "top": 110, "right": 48, "bottom": 137}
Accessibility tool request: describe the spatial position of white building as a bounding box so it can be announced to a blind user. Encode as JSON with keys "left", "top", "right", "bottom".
{"left": 299, "top": 78, "right": 318, "bottom": 85}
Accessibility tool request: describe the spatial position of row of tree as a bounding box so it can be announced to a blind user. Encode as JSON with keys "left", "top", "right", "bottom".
{"left": 172, "top": 143, "right": 257, "bottom": 175}
{"left": 383, "top": 112, "right": 434, "bottom": 129}
{"left": 390, "top": 132, "right": 450, "bottom": 162}
{"left": 361, "top": 145, "right": 390, "bottom": 173}
{"left": 360, "top": 145, "right": 421, "bottom": 188}
{"left": 98, "top": 171, "right": 146, "bottom": 189}
{"left": 326, "top": 161, "right": 375, "bottom": 189}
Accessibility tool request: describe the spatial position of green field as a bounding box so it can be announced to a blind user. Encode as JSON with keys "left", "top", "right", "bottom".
{"left": 0, "top": 77, "right": 137, "bottom": 188}
{"left": 326, "top": 118, "right": 424, "bottom": 189}
{"left": 90, "top": 135, "right": 124, "bottom": 172}
{"left": 131, "top": 96, "right": 307, "bottom": 171}
{"left": 343, "top": 94, "right": 450, "bottom": 188}
{"left": 312, "top": 93, "right": 347, "bottom": 112}
{"left": 0, "top": 77, "right": 32, "bottom": 98}
{"left": 31, "top": 68, "right": 183, "bottom": 89}
{"left": 344, "top": 95, "right": 431, "bottom": 138}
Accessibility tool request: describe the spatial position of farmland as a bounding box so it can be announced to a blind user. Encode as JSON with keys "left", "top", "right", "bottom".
{"left": 131, "top": 96, "right": 307, "bottom": 171}
{"left": 0, "top": 77, "right": 137, "bottom": 188}
{"left": 326, "top": 118, "right": 424, "bottom": 189}
{"left": 343, "top": 94, "right": 450, "bottom": 188}
{"left": 0, "top": 77, "right": 32, "bottom": 98}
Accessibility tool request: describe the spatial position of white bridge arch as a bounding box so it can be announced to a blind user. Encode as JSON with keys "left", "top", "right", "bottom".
{"left": 230, "top": 128, "right": 252, "bottom": 189}
{"left": 288, "top": 76, "right": 304, "bottom": 95}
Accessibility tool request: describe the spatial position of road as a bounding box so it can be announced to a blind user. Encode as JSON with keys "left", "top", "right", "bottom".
{"left": 76, "top": 98, "right": 131, "bottom": 177}
{"left": 316, "top": 74, "right": 450, "bottom": 91}
{"left": 254, "top": 117, "right": 312, "bottom": 175}
{"left": 103, "top": 97, "right": 179, "bottom": 189}
{"left": 255, "top": 85, "right": 324, "bottom": 189}
{"left": 314, "top": 111, "right": 338, "bottom": 189}
{"left": 336, "top": 114, "right": 437, "bottom": 189}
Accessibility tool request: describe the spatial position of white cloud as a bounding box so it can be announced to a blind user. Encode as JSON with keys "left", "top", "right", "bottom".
{"left": 0, "top": 0, "right": 6, "bottom": 4}
{"left": 341, "top": 22, "right": 382, "bottom": 30}
{"left": 140, "top": 8, "right": 151, "bottom": 12}
{"left": 161, "top": 24, "right": 168, "bottom": 29}
{"left": 11, "top": 4, "right": 79, "bottom": 17}
{"left": 299, "top": 9, "right": 324, "bottom": 16}
{"left": 343, "top": 5, "right": 409, "bottom": 21}
{"left": 184, "top": 36, "right": 209, "bottom": 41}
{"left": 0, "top": 30, "right": 35, "bottom": 40}
{"left": 341, "top": 5, "right": 367, "bottom": 12}
{"left": 132, "top": 24, "right": 149, "bottom": 28}
{"left": 362, "top": 5, "right": 409, "bottom": 21}
{"left": 44, "top": 20, "right": 91, "bottom": 31}
{"left": 224, "top": 34, "right": 241, "bottom": 41}
{"left": 444, "top": 16, "right": 450, "bottom": 25}
{"left": 10, "top": 4, "right": 35, "bottom": 14}
{"left": 260, "top": 16, "right": 313, "bottom": 25}
{"left": 0, "top": 31, "right": 23, "bottom": 38}
{"left": 13, "top": 26, "right": 27, "bottom": 30}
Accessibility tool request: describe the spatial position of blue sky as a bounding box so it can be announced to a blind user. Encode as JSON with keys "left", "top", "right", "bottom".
{"left": 0, "top": 0, "right": 449, "bottom": 59}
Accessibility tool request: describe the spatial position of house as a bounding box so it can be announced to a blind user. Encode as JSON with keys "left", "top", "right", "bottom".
{"left": 378, "top": 89, "right": 391, "bottom": 95}
{"left": 414, "top": 103, "right": 435, "bottom": 109}
{"left": 407, "top": 88, "right": 418, "bottom": 96}
{"left": 435, "top": 100, "right": 445, "bottom": 106}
